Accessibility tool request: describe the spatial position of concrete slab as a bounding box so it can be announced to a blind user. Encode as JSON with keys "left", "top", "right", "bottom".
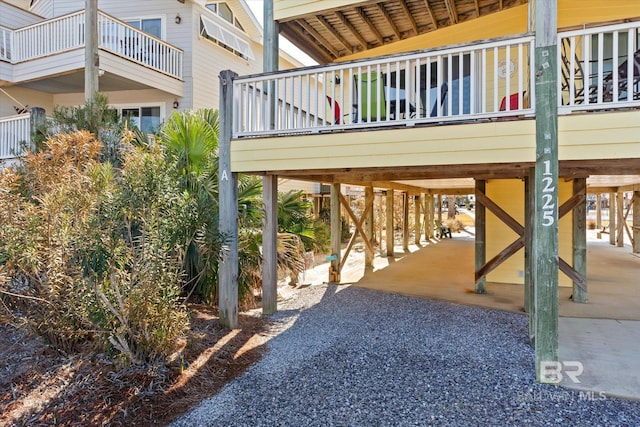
{"left": 559, "top": 318, "right": 640, "bottom": 400}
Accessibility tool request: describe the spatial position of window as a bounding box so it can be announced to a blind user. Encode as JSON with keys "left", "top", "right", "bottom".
{"left": 206, "top": 2, "right": 244, "bottom": 31}
{"left": 121, "top": 106, "right": 161, "bottom": 134}
{"left": 200, "top": 15, "right": 254, "bottom": 60}
{"left": 126, "top": 18, "right": 162, "bottom": 39}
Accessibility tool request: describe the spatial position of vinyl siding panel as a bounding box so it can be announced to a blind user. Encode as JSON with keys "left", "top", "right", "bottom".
{"left": 0, "top": 3, "right": 44, "bottom": 28}
{"left": 11, "top": 48, "right": 84, "bottom": 82}
{"left": 230, "top": 110, "right": 640, "bottom": 173}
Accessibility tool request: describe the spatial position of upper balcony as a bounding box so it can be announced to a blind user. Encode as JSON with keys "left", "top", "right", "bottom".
{"left": 0, "top": 10, "right": 183, "bottom": 96}
{"left": 229, "top": 20, "right": 640, "bottom": 178}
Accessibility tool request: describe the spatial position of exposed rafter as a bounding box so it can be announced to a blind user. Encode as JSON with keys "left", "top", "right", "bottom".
{"left": 398, "top": 1, "right": 419, "bottom": 36}
{"left": 376, "top": 3, "right": 402, "bottom": 41}
{"left": 423, "top": 0, "right": 438, "bottom": 30}
{"left": 474, "top": 0, "right": 481, "bottom": 17}
{"left": 356, "top": 7, "right": 384, "bottom": 46}
{"left": 443, "top": 0, "right": 459, "bottom": 24}
{"left": 296, "top": 19, "right": 340, "bottom": 58}
{"left": 314, "top": 15, "right": 353, "bottom": 55}
{"left": 335, "top": 11, "right": 369, "bottom": 50}
{"left": 280, "top": 23, "right": 333, "bottom": 64}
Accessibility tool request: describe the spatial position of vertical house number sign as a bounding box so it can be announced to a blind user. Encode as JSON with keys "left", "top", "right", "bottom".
{"left": 541, "top": 159, "right": 555, "bottom": 226}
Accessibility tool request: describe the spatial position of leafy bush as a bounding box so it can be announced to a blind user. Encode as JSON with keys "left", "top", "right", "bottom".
{"left": 0, "top": 131, "right": 189, "bottom": 364}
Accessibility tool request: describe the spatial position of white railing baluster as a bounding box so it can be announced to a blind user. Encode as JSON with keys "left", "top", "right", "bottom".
{"left": 0, "top": 114, "right": 31, "bottom": 159}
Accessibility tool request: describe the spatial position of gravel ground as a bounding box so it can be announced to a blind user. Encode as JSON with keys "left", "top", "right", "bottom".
{"left": 172, "top": 284, "right": 640, "bottom": 427}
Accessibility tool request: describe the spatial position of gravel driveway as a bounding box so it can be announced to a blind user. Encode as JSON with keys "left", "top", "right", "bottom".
{"left": 173, "top": 284, "right": 640, "bottom": 426}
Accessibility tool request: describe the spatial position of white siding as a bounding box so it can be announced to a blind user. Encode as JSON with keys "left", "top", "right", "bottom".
{"left": 278, "top": 179, "right": 320, "bottom": 195}
{"left": 30, "top": 0, "right": 54, "bottom": 18}
{"left": 0, "top": 87, "right": 53, "bottom": 117}
{"left": 0, "top": 3, "right": 44, "bottom": 28}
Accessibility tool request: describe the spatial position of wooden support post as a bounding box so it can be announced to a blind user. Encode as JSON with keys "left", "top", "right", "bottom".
{"left": 533, "top": 0, "right": 559, "bottom": 382}
{"left": 377, "top": 193, "right": 383, "bottom": 251}
{"left": 330, "top": 183, "right": 342, "bottom": 283}
{"left": 428, "top": 194, "right": 435, "bottom": 239}
{"left": 437, "top": 194, "right": 442, "bottom": 222}
{"left": 616, "top": 191, "right": 624, "bottom": 247}
{"left": 572, "top": 178, "right": 587, "bottom": 303}
{"left": 596, "top": 194, "right": 602, "bottom": 230}
{"left": 609, "top": 192, "right": 616, "bottom": 245}
{"left": 84, "top": 0, "right": 99, "bottom": 101}
{"left": 262, "top": 176, "right": 278, "bottom": 314}
{"left": 29, "top": 107, "right": 45, "bottom": 149}
{"left": 634, "top": 191, "right": 640, "bottom": 253}
{"left": 525, "top": 169, "right": 535, "bottom": 343}
{"left": 403, "top": 192, "right": 410, "bottom": 251}
{"left": 386, "top": 190, "right": 394, "bottom": 256}
{"left": 218, "top": 70, "right": 239, "bottom": 329}
{"left": 414, "top": 195, "right": 421, "bottom": 245}
{"left": 475, "top": 180, "right": 486, "bottom": 294}
{"left": 364, "top": 186, "right": 374, "bottom": 269}
{"left": 262, "top": 2, "right": 279, "bottom": 314}
{"left": 423, "top": 194, "right": 429, "bottom": 240}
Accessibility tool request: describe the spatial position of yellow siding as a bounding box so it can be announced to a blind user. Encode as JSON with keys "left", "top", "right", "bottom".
{"left": 486, "top": 179, "right": 573, "bottom": 287}
{"left": 558, "top": 0, "right": 640, "bottom": 28}
{"left": 231, "top": 110, "right": 640, "bottom": 173}
{"left": 274, "top": 0, "right": 365, "bottom": 22}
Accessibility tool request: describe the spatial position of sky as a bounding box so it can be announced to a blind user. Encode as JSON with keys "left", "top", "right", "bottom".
{"left": 245, "top": 0, "right": 317, "bottom": 66}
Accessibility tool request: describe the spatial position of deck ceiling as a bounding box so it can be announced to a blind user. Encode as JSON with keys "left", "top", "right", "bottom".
{"left": 278, "top": 0, "right": 528, "bottom": 63}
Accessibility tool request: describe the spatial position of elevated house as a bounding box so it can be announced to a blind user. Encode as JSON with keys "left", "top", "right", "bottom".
{"left": 216, "top": 0, "right": 640, "bottom": 381}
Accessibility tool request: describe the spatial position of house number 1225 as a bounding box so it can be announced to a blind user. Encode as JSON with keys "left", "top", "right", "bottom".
{"left": 541, "top": 160, "right": 555, "bottom": 226}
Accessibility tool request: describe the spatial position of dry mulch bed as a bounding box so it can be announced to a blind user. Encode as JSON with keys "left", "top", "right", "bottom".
{"left": 0, "top": 305, "right": 269, "bottom": 426}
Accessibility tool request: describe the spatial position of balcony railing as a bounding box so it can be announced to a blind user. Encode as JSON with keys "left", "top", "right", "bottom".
{"left": 559, "top": 21, "right": 640, "bottom": 113}
{"left": 0, "top": 114, "right": 30, "bottom": 160}
{"left": 232, "top": 21, "right": 640, "bottom": 139}
{"left": 0, "top": 11, "right": 183, "bottom": 80}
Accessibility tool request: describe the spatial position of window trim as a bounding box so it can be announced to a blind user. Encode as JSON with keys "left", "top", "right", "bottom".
{"left": 123, "top": 15, "right": 166, "bottom": 40}
{"left": 113, "top": 103, "right": 165, "bottom": 134}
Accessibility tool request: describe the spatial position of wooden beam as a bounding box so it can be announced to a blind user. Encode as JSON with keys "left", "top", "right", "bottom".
{"left": 525, "top": 168, "right": 535, "bottom": 343}
{"left": 296, "top": 19, "right": 340, "bottom": 58}
{"left": 414, "top": 195, "right": 421, "bottom": 245}
{"left": 475, "top": 180, "right": 486, "bottom": 293}
{"left": 314, "top": 15, "right": 352, "bottom": 54}
{"left": 365, "top": 186, "right": 374, "bottom": 269}
{"left": 475, "top": 237, "right": 525, "bottom": 281}
{"left": 596, "top": 193, "right": 602, "bottom": 229}
{"left": 262, "top": 176, "right": 278, "bottom": 314}
{"left": 443, "top": 0, "right": 459, "bottom": 24}
{"left": 609, "top": 192, "right": 616, "bottom": 245}
{"left": 335, "top": 11, "right": 368, "bottom": 50}
{"left": 623, "top": 196, "right": 633, "bottom": 244}
{"left": 634, "top": 191, "right": 640, "bottom": 253}
{"left": 355, "top": 7, "right": 384, "bottom": 46}
{"left": 330, "top": 183, "right": 342, "bottom": 283}
{"left": 473, "top": 0, "right": 481, "bottom": 17}
{"left": 475, "top": 190, "right": 525, "bottom": 236}
{"left": 386, "top": 190, "right": 394, "bottom": 256}
{"left": 422, "top": 0, "right": 438, "bottom": 29}
{"left": 617, "top": 191, "right": 624, "bottom": 247}
{"left": 572, "top": 178, "right": 587, "bottom": 303}
{"left": 398, "top": 1, "right": 419, "bottom": 36}
{"left": 280, "top": 24, "right": 334, "bottom": 63}
{"left": 376, "top": 3, "right": 402, "bottom": 40}
{"left": 85, "top": 0, "right": 98, "bottom": 101}
{"left": 403, "top": 193, "right": 410, "bottom": 251}
{"left": 338, "top": 192, "right": 375, "bottom": 272}
{"left": 533, "top": 0, "right": 559, "bottom": 383}
{"left": 218, "top": 70, "right": 239, "bottom": 329}
{"left": 558, "top": 190, "right": 585, "bottom": 219}
{"left": 559, "top": 257, "right": 586, "bottom": 292}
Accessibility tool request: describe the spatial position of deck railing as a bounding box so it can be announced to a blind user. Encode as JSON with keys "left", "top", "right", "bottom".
{"left": 0, "top": 114, "right": 30, "bottom": 159}
{"left": 234, "top": 35, "right": 535, "bottom": 138}
{"left": 233, "top": 21, "right": 640, "bottom": 139}
{"left": 559, "top": 21, "right": 640, "bottom": 112}
{"left": 0, "top": 11, "right": 183, "bottom": 80}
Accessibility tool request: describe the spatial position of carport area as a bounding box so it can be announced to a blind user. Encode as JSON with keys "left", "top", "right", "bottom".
{"left": 309, "top": 228, "right": 640, "bottom": 399}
